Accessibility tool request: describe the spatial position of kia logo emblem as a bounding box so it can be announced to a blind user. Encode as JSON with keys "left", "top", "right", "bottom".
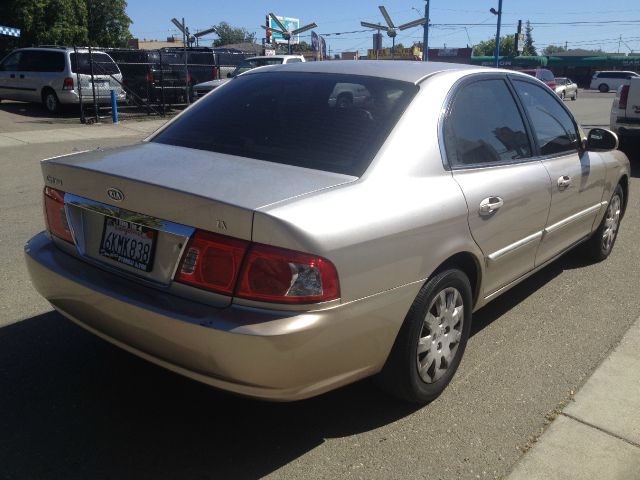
{"left": 107, "top": 188, "right": 125, "bottom": 202}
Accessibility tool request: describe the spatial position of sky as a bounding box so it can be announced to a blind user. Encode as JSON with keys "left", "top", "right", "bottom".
{"left": 125, "top": 0, "right": 640, "bottom": 56}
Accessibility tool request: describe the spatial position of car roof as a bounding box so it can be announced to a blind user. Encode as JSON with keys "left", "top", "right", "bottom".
{"left": 241, "top": 60, "right": 491, "bottom": 84}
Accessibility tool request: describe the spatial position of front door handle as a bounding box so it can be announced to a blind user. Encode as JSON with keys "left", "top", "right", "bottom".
{"left": 557, "top": 175, "right": 572, "bottom": 190}
{"left": 479, "top": 196, "right": 504, "bottom": 216}
{"left": 19, "top": 74, "right": 24, "bottom": 79}
{"left": 9, "top": 73, "right": 15, "bottom": 78}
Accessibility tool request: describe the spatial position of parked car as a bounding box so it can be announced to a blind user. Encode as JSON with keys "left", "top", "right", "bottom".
{"left": 0, "top": 46, "right": 125, "bottom": 113}
{"left": 192, "top": 55, "right": 304, "bottom": 98}
{"left": 610, "top": 76, "right": 640, "bottom": 142}
{"left": 555, "top": 77, "right": 578, "bottom": 100}
{"left": 519, "top": 68, "right": 557, "bottom": 91}
{"left": 590, "top": 70, "right": 640, "bottom": 93}
{"left": 25, "top": 62, "right": 629, "bottom": 404}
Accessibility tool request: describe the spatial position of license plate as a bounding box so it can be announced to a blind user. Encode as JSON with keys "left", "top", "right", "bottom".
{"left": 99, "top": 217, "right": 157, "bottom": 272}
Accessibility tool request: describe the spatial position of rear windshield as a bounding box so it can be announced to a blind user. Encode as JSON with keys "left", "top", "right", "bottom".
{"left": 70, "top": 52, "right": 120, "bottom": 75}
{"left": 152, "top": 72, "right": 418, "bottom": 176}
{"left": 232, "top": 58, "right": 284, "bottom": 76}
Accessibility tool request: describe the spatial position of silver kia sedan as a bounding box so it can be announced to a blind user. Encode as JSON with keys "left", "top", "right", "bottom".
{"left": 25, "top": 61, "right": 629, "bottom": 403}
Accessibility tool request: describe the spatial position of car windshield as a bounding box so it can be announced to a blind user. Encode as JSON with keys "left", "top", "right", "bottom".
{"left": 231, "top": 58, "right": 284, "bottom": 76}
{"left": 152, "top": 72, "right": 418, "bottom": 176}
{"left": 70, "top": 52, "right": 120, "bottom": 75}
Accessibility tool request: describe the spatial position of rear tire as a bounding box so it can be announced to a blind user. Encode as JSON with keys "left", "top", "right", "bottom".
{"left": 42, "top": 89, "right": 60, "bottom": 114}
{"left": 581, "top": 184, "right": 623, "bottom": 262}
{"left": 598, "top": 83, "right": 609, "bottom": 93}
{"left": 572, "top": 90, "right": 578, "bottom": 100}
{"left": 376, "top": 269, "right": 472, "bottom": 404}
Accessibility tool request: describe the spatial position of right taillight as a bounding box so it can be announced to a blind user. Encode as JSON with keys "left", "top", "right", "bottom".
{"left": 62, "top": 77, "right": 74, "bottom": 90}
{"left": 236, "top": 244, "right": 340, "bottom": 304}
{"left": 619, "top": 85, "right": 630, "bottom": 109}
{"left": 174, "top": 229, "right": 340, "bottom": 304}
{"left": 43, "top": 187, "right": 74, "bottom": 243}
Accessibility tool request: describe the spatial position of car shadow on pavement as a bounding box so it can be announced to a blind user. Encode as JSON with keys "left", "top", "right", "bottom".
{"left": 618, "top": 138, "right": 640, "bottom": 178}
{"left": 470, "top": 251, "right": 592, "bottom": 337}
{"left": 0, "top": 100, "right": 79, "bottom": 123}
{"left": 0, "top": 311, "right": 419, "bottom": 479}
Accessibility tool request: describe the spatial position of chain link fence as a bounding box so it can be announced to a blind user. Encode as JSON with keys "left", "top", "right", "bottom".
{"left": 75, "top": 46, "right": 249, "bottom": 123}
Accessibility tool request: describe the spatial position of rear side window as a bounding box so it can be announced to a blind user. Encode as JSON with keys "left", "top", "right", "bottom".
{"left": 70, "top": 53, "right": 120, "bottom": 75}
{"left": 444, "top": 79, "right": 532, "bottom": 168}
{"left": 21, "top": 51, "right": 65, "bottom": 72}
{"left": 152, "top": 72, "right": 418, "bottom": 176}
{"left": 513, "top": 80, "right": 578, "bottom": 156}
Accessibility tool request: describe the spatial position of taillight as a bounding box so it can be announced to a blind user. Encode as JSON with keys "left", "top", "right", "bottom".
{"left": 43, "top": 187, "right": 74, "bottom": 243}
{"left": 548, "top": 81, "right": 557, "bottom": 90}
{"left": 62, "top": 77, "right": 74, "bottom": 90}
{"left": 236, "top": 244, "right": 340, "bottom": 304}
{"left": 212, "top": 66, "right": 218, "bottom": 80}
{"left": 619, "top": 84, "right": 630, "bottom": 109}
{"left": 146, "top": 69, "right": 154, "bottom": 83}
{"left": 174, "top": 230, "right": 341, "bottom": 304}
{"left": 175, "top": 230, "right": 249, "bottom": 295}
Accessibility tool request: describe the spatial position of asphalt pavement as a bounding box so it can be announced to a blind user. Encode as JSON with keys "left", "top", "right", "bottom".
{"left": 0, "top": 91, "right": 639, "bottom": 479}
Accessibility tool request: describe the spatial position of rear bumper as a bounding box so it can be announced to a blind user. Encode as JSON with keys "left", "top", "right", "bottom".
{"left": 59, "top": 89, "right": 127, "bottom": 105}
{"left": 24, "top": 232, "right": 413, "bottom": 401}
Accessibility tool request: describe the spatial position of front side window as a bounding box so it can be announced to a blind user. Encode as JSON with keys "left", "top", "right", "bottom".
{"left": 152, "top": 72, "right": 418, "bottom": 176}
{"left": 444, "top": 78, "right": 532, "bottom": 168}
{"left": 512, "top": 80, "right": 578, "bottom": 156}
{"left": 0, "top": 52, "right": 22, "bottom": 71}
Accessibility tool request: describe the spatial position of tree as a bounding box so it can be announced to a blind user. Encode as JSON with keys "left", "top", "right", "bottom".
{"left": 523, "top": 20, "right": 537, "bottom": 56}
{"left": 212, "top": 22, "right": 256, "bottom": 47}
{"left": 0, "top": 0, "right": 132, "bottom": 51}
{"left": 87, "top": 0, "right": 132, "bottom": 47}
{"left": 9, "top": 0, "right": 89, "bottom": 47}
{"left": 473, "top": 35, "right": 516, "bottom": 57}
{"left": 542, "top": 44, "right": 567, "bottom": 55}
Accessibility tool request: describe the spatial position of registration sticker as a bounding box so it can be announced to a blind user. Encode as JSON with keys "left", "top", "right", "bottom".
{"left": 99, "top": 217, "right": 157, "bottom": 272}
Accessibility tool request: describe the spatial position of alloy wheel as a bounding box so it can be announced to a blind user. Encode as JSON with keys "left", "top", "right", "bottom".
{"left": 602, "top": 194, "right": 621, "bottom": 253}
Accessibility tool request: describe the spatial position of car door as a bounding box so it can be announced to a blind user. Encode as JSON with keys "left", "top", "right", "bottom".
{"left": 511, "top": 78, "right": 606, "bottom": 266}
{"left": 0, "top": 51, "right": 23, "bottom": 100}
{"left": 444, "top": 76, "right": 552, "bottom": 297}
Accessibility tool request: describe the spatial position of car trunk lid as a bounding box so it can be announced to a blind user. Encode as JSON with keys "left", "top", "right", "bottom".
{"left": 41, "top": 142, "right": 355, "bottom": 294}
{"left": 624, "top": 77, "right": 640, "bottom": 120}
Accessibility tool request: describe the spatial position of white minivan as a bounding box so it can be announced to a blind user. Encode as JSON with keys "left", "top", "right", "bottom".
{"left": 0, "top": 47, "right": 125, "bottom": 113}
{"left": 590, "top": 70, "right": 639, "bottom": 93}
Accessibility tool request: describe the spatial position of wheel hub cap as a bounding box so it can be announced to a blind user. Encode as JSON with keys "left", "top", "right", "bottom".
{"left": 416, "top": 287, "right": 464, "bottom": 383}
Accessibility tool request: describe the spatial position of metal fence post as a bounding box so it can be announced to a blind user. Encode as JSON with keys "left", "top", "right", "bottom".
{"left": 88, "top": 45, "right": 99, "bottom": 122}
{"left": 159, "top": 49, "right": 166, "bottom": 115}
{"left": 110, "top": 89, "right": 119, "bottom": 123}
{"left": 73, "top": 46, "right": 85, "bottom": 123}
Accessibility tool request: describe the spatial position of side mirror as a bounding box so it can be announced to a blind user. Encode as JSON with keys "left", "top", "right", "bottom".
{"left": 585, "top": 128, "right": 618, "bottom": 152}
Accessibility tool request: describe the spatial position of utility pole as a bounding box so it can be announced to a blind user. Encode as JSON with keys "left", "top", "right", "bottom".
{"left": 490, "top": 0, "right": 503, "bottom": 68}
{"left": 423, "top": 0, "right": 430, "bottom": 62}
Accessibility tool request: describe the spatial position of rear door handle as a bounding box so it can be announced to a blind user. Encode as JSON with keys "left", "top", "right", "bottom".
{"left": 557, "top": 175, "right": 572, "bottom": 189}
{"left": 479, "top": 196, "right": 504, "bottom": 216}
{"left": 19, "top": 74, "right": 24, "bottom": 79}
{"left": 10, "top": 74, "right": 15, "bottom": 78}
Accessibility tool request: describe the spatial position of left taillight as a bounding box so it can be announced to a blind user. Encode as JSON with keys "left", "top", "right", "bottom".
{"left": 63, "top": 77, "right": 74, "bottom": 90}
{"left": 175, "top": 230, "right": 250, "bottom": 295}
{"left": 43, "top": 186, "right": 74, "bottom": 243}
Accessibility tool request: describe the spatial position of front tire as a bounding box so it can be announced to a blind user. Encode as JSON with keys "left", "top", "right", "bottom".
{"left": 376, "top": 269, "right": 472, "bottom": 404}
{"left": 581, "top": 184, "right": 623, "bottom": 262}
{"left": 572, "top": 90, "right": 578, "bottom": 100}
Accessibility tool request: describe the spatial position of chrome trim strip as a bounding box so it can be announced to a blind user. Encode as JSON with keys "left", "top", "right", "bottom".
{"left": 487, "top": 231, "right": 543, "bottom": 262}
{"left": 544, "top": 202, "right": 606, "bottom": 236}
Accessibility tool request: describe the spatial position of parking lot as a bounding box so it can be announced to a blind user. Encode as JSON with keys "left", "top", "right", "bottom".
{"left": 0, "top": 89, "right": 639, "bottom": 479}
